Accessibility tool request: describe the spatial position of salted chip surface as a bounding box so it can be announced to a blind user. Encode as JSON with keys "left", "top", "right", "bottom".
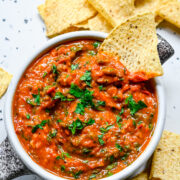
{"left": 38, "top": 0, "right": 96, "bottom": 37}
{"left": 87, "top": 0, "right": 134, "bottom": 27}
{"left": 134, "top": 0, "right": 163, "bottom": 25}
{"left": 0, "top": 68, "right": 12, "bottom": 98}
{"left": 131, "top": 172, "right": 148, "bottom": 180}
{"left": 100, "top": 12, "right": 163, "bottom": 79}
{"left": 158, "top": 1, "right": 180, "bottom": 28}
{"left": 88, "top": 14, "right": 113, "bottom": 33}
{"left": 150, "top": 130, "right": 180, "bottom": 180}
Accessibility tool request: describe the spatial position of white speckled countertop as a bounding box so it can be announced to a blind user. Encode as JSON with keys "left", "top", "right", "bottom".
{"left": 0, "top": 0, "right": 180, "bottom": 179}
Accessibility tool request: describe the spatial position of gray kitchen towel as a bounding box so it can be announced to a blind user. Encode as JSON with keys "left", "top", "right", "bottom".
{"left": 0, "top": 138, "right": 30, "bottom": 180}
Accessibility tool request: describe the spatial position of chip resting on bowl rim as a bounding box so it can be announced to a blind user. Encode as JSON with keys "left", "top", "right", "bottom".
{"left": 100, "top": 12, "right": 163, "bottom": 79}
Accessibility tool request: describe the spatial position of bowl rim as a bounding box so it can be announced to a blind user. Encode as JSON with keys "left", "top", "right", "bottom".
{"left": 4, "top": 31, "right": 165, "bottom": 180}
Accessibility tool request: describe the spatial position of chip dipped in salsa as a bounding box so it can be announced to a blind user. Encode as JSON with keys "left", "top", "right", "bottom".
{"left": 13, "top": 40, "right": 158, "bottom": 179}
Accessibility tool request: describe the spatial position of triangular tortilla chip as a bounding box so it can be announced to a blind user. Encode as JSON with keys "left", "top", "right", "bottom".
{"left": 158, "top": 1, "right": 180, "bottom": 28}
{"left": 100, "top": 12, "right": 163, "bottom": 79}
{"left": 87, "top": 0, "right": 135, "bottom": 27}
{"left": 0, "top": 68, "right": 12, "bottom": 98}
{"left": 75, "top": 14, "right": 113, "bottom": 33}
{"left": 88, "top": 14, "right": 113, "bottom": 33}
{"left": 134, "top": 0, "right": 163, "bottom": 25}
{"left": 38, "top": 0, "right": 96, "bottom": 37}
{"left": 150, "top": 130, "right": 180, "bottom": 180}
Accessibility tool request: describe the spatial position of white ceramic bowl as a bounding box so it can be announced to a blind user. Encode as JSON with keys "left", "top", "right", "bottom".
{"left": 4, "top": 31, "right": 166, "bottom": 180}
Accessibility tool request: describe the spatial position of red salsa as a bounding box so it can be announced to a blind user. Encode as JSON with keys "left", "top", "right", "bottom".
{"left": 13, "top": 40, "right": 158, "bottom": 179}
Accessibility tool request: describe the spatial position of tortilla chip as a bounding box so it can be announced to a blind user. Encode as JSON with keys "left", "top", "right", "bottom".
{"left": 88, "top": 14, "right": 113, "bottom": 33}
{"left": 38, "top": 0, "right": 96, "bottom": 37}
{"left": 158, "top": 1, "right": 180, "bottom": 28}
{"left": 150, "top": 130, "right": 180, "bottom": 180}
{"left": 100, "top": 12, "right": 163, "bottom": 79}
{"left": 131, "top": 172, "right": 148, "bottom": 180}
{"left": 75, "top": 14, "right": 113, "bottom": 33}
{"left": 38, "top": 4, "right": 46, "bottom": 20}
{"left": 134, "top": 0, "right": 163, "bottom": 26}
{"left": 75, "top": 21, "right": 90, "bottom": 30}
{"left": 0, "top": 68, "right": 12, "bottom": 98}
{"left": 87, "top": 0, "right": 135, "bottom": 27}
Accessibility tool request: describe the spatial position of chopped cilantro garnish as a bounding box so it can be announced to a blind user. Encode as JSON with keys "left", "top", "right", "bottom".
{"left": 100, "top": 125, "right": 113, "bottom": 133}
{"left": 56, "top": 156, "right": 61, "bottom": 160}
{"left": 116, "top": 115, "right": 122, "bottom": 129}
{"left": 47, "top": 129, "right": 57, "bottom": 141}
{"left": 109, "top": 155, "right": 114, "bottom": 163}
{"left": 69, "top": 84, "right": 84, "bottom": 98}
{"left": 89, "top": 174, "right": 96, "bottom": 179}
{"left": 86, "top": 118, "right": 95, "bottom": 125}
{"left": 149, "top": 123, "right": 153, "bottom": 130}
{"left": 26, "top": 114, "right": 30, "bottom": 119}
{"left": 68, "top": 119, "right": 84, "bottom": 135}
{"left": 96, "top": 100, "right": 106, "bottom": 106}
{"left": 121, "top": 153, "right": 128, "bottom": 160}
{"left": 26, "top": 98, "right": 35, "bottom": 106}
{"left": 68, "top": 118, "right": 95, "bottom": 135}
{"left": 133, "top": 120, "right": 136, "bottom": 127}
{"left": 106, "top": 162, "right": 117, "bottom": 170}
{"left": 98, "top": 85, "right": 103, "bottom": 91}
{"left": 83, "top": 148, "right": 91, "bottom": 154}
{"left": 71, "top": 64, "right": 79, "bottom": 70}
{"left": 57, "top": 119, "right": 62, "bottom": 123}
{"left": 80, "top": 70, "right": 92, "bottom": 87}
{"left": 88, "top": 50, "right": 96, "bottom": 56}
{"left": 106, "top": 171, "right": 113, "bottom": 177}
{"left": 119, "top": 108, "right": 124, "bottom": 115}
{"left": 54, "top": 92, "right": 66, "bottom": 101}
{"left": 137, "top": 121, "right": 143, "bottom": 125}
{"left": 72, "top": 171, "right": 82, "bottom": 179}
{"left": 98, "top": 134, "right": 105, "bottom": 145}
{"left": 70, "top": 84, "right": 94, "bottom": 115}
{"left": 43, "top": 72, "right": 47, "bottom": 78}
{"left": 75, "top": 103, "right": 85, "bottom": 115}
{"left": 125, "top": 95, "right": 147, "bottom": 115}
{"left": 32, "top": 120, "right": 48, "bottom": 133}
{"left": 115, "top": 144, "right": 123, "bottom": 152}
{"left": 52, "top": 64, "right": 58, "bottom": 74}
{"left": 32, "top": 89, "right": 41, "bottom": 105}
{"left": 61, "top": 165, "right": 65, "bottom": 172}
{"left": 93, "top": 41, "right": 101, "bottom": 48}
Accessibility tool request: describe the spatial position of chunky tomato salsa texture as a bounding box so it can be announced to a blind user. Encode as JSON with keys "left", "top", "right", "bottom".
{"left": 13, "top": 40, "right": 158, "bottom": 180}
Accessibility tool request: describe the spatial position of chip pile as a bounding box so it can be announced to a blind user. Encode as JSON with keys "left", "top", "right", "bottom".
{"left": 38, "top": 0, "right": 180, "bottom": 37}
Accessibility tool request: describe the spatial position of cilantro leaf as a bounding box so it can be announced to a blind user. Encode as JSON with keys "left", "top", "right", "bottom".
{"left": 71, "top": 64, "right": 79, "bottom": 70}
{"left": 26, "top": 114, "right": 30, "bottom": 119}
{"left": 100, "top": 125, "right": 114, "bottom": 133}
{"left": 86, "top": 118, "right": 95, "bottom": 125}
{"left": 32, "top": 120, "right": 48, "bottom": 133}
{"left": 47, "top": 129, "right": 57, "bottom": 141}
{"left": 72, "top": 171, "right": 82, "bottom": 179}
{"left": 97, "top": 100, "right": 106, "bottom": 106}
{"left": 115, "top": 144, "right": 123, "bottom": 152}
{"left": 54, "top": 92, "right": 66, "bottom": 101}
{"left": 93, "top": 41, "right": 101, "bottom": 48}
{"left": 69, "top": 84, "right": 84, "bottom": 98}
{"left": 75, "top": 103, "right": 85, "bottom": 115}
{"left": 52, "top": 64, "right": 58, "bottom": 74}
{"left": 119, "top": 108, "right": 124, "bottom": 115}
{"left": 98, "top": 134, "right": 105, "bottom": 145}
{"left": 116, "top": 115, "right": 122, "bottom": 129}
{"left": 125, "top": 95, "right": 147, "bottom": 115}
{"left": 68, "top": 119, "right": 84, "bottom": 135}
{"left": 80, "top": 70, "right": 92, "bottom": 86}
